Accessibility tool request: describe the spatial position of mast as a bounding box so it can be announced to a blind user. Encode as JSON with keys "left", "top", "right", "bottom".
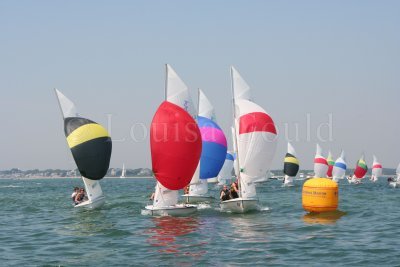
{"left": 164, "top": 64, "right": 168, "bottom": 101}
{"left": 230, "top": 67, "right": 242, "bottom": 198}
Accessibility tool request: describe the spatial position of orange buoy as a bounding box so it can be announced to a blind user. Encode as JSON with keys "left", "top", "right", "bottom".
{"left": 302, "top": 178, "right": 338, "bottom": 213}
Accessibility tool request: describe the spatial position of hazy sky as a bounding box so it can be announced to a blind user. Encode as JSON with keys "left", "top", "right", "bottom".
{"left": 1, "top": 0, "right": 399, "bottom": 170}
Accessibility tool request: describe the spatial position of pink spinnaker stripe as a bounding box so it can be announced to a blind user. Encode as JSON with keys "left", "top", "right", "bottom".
{"left": 373, "top": 164, "right": 382, "bottom": 169}
{"left": 200, "top": 127, "right": 227, "bottom": 147}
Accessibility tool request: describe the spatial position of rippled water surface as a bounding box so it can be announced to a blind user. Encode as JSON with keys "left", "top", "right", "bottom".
{"left": 0, "top": 178, "right": 399, "bottom": 266}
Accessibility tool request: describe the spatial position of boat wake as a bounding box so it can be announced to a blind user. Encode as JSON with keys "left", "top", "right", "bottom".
{"left": 258, "top": 206, "right": 270, "bottom": 212}
{"left": 196, "top": 203, "right": 211, "bottom": 210}
{"left": 0, "top": 185, "right": 22, "bottom": 188}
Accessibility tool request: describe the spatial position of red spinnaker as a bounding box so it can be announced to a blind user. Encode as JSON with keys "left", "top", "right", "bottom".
{"left": 150, "top": 101, "right": 202, "bottom": 190}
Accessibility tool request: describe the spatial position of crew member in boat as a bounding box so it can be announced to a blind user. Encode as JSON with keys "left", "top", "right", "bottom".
{"left": 388, "top": 177, "right": 395, "bottom": 183}
{"left": 220, "top": 185, "right": 230, "bottom": 201}
{"left": 71, "top": 187, "right": 79, "bottom": 202}
{"left": 74, "top": 188, "right": 87, "bottom": 205}
{"left": 230, "top": 182, "right": 239, "bottom": 199}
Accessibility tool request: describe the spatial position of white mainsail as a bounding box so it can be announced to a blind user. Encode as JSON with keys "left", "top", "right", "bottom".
{"left": 120, "top": 163, "right": 126, "bottom": 178}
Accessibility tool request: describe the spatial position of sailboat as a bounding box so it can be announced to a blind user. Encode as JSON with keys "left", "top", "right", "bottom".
{"left": 220, "top": 66, "right": 278, "bottom": 213}
{"left": 332, "top": 151, "right": 347, "bottom": 182}
{"left": 55, "top": 89, "right": 112, "bottom": 209}
{"left": 314, "top": 144, "right": 328, "bottom": 178}
{"left": 183, "top": 89, "right": 227, "bottom": 204}
{"left": 145, "top": 64, "right": 202, "bottom": 216}
{"left": 370, "top": 155, "right": 382, "bottom": 182}
{"left": 283, "top": 143, "right": 299, "bottom": 187}
{"left": 326, "top": 151, "right": 334, "bottom": 178}
{"left": 389, "top": 163, "right": 400, "bottom": 188}
{"left": 217, "top": 152, "right": 235, "bottom": 186}
{"left": 120, "top": 163, "right": 126, "bottom": 178}
{"left": 349, "top": 154, "right": 368, "bottom": 184}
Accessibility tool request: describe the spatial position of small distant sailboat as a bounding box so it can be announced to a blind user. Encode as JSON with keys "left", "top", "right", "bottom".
{"left": 220, "top": 66, "right": 277, "bottom": 213}
{"left": 217, "top": 152, "right": 235, "bottom": 186}
{"left": 145, "top": 64, "right": 202, "bottom": 216}
{"left": 314, "top": 144, "right": 328, "bottom": 178}
{"left": 183, "top": 89, "right": 227, "bottom": 204}
{"left": 389, "top": 163, "right": 400, "bottom": 188}
{"left": 120, "top": 163, "right": 126, "bottom": 178}
{"left": 55, "top": 89, "right": 112, "bottom": 209}
{"left": 332, "top": 151, "right": 347, "bottom": 182}
{"left": 283, "top": 143, "right": 299, "bottom": 187}
{"left": 370, "top": 155, "right": 382, "bottom": 182}
{"left": 326, "top": 151, "right": 335, "bottom": 178}
{"left": 349, "top": 154, "right": 368, "bottom": 184}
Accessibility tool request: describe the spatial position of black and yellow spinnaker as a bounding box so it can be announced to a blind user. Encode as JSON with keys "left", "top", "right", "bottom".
{"left": 284, "top": 152, "right": 299, "bottom": 177}
{"left": 64, "top": 117, "right": 112, "bottom": 180}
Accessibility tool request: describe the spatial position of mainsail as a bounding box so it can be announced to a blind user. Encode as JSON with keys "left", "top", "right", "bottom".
{"left": 332, "top": 151, "right": 347, "bottom": 181}
{"left": 151, "top": 64, "right": 202, "bottom": 208}
{"left": 283, "top": 143, "right": 299, "bottom": 185}
{"left": 55, "top": 89, "right": 112, "bottom": 203}
{"left": 327, "top": 151, "right": 335, "bottom": 178}
{"left": 354, "top": 154, "right": 368, "bottom": 179}
{"left": 314, "top": 144, "right": 328, "bottom": 178}
{"left": 217, "top": 152, "right": 234, "bottom": 185}
{"left": 231, "top": 66, "right": 278, "bottom": 198}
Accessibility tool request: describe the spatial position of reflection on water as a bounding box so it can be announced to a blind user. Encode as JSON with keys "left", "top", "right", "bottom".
{"left": 146, "top": 216, "right": 206, "bottom": 256}
{"left": 302, "top": 210, "right": 346, "bottom": 225}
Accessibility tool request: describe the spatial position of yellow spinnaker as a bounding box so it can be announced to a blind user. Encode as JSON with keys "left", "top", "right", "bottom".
{"left": 67, "top": 123, "right": 110, "bottom": 148}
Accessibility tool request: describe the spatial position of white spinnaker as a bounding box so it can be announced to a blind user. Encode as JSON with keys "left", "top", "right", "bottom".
{"left": 165, "top": 64, "right": 196, "bottom": 118}
{"left": 371, "top": 155, "right": 383, "bottom": 177}
{"left": 54, "top": 89, "right": 78, "bottom": 119}
{"left": 198, "top": 89, "right": 215, "bottom": 120}
{"left": 236, "top": 100, "right": 277, "bottom": 179}
{"left": 332, "top": 151, "right": 347, "bottom": 181}
{"left": 314, "top": 144, "right": 328, "bottom": 178}
{"left": 231, "top": 66, "right": 251, "bottom": 101}
{"left": 217, "top": 152, "right": 234, "bottom": 185}
{"left": 154, "top": 64, "right": 196, "bottom": 207}
{"left": 82, "top": 177, "right": 103, "bottom": 201}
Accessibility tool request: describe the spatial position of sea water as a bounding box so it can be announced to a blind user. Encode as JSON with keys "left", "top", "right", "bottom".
{"left": 0, "top": 178, "right": 399, "bottom": 266}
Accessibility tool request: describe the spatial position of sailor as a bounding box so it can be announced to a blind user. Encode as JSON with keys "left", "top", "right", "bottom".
{"left": 71, "top": 187, "right": 79, "bottom": 202}
{"left": 230, "top": 182, "right": 239, "bottom": 199}
{"left": 74, "top": 188, "right": 86, "bottom": 204}
{"left": 220, "top": 185, "right": 230, "bottom": 201}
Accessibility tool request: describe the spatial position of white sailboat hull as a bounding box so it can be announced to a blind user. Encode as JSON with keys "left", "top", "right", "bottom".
{"left": 389, "top": 182, "right": 400, "bottom": 188}
{"left": 145, "top": 204, "right": 197, "bottom": 216}
{"left": 74, "top": 195, "right": 105, "bottom": 209}
{"left": 207, "top": 178, "right": 218, "bottom": 184}
{"left": 220, "top": 198, "right": 258, "bottom": 213}
{"left": 181, "top": 194, "right": 214, "bottom": 204}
